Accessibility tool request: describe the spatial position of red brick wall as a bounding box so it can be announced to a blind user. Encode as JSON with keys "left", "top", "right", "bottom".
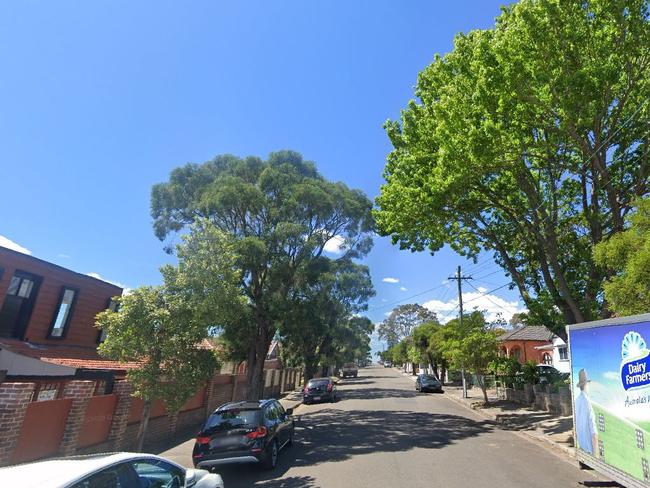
{"left": 501, "top": 340, "right": 551, "bottom": 364}
{"left": 77, "top": 394, "right": 118, "bottom": 448}
{"left": 0, "top": 382, "right": 36, "bottom": 466}
{"left": 11, "top": 397, "right": 72, "bottom": 464}
{"left": 0, "top": 247, "right": 122, "bottom": 346}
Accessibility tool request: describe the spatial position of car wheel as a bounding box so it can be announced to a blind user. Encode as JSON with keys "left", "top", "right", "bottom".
{"left": 262, "top": 440, "right": 279, "bottom": 470}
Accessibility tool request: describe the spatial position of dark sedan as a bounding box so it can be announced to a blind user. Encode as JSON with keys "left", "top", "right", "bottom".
{"left": 192, "top": 399, "right": 294, "bottom": 471}
{"left": 303, "top": 377, "right": 337, "bottom": 404}
{"left": 415, "top": 374, "right": 443, "bottom": 393}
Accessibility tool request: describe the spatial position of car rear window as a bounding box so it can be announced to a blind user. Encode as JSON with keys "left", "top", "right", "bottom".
{"left": 308, "top": 379, "right": 330, "bottom": 387}
{"left": 420, "top": 375, "right": 439, "bottom": 381}
{"left": 203, "top": 409, "right": 260, "bottom": 432}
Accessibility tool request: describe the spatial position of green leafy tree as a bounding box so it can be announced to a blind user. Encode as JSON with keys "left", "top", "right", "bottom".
{"left": 440, "top": 311, "right": 499, "bottom": 404}
{"left": 280, "top": 258, "right": 375, "bottom": 380}
{"left": 594, "top": 197, "right": 650, "bottom": 315}
{"left": 489, "top": 356, "right": 521, "bottom": 388}
{"left": 388, "top": 340, "right": 409, "bottom": 367}
{"left": 412, "top": 320, "right": 447, "bottom": 381}
{"left": 375, "top": 0, "right": 650, "bottom": 338}
{"left": 96, "top": 286, "right": 219, "bottom": 451}
{"left": 377, "top": 303, "right": 438, "bottom": 347}
{"left": 151, "top": 151, "right": 374, "bottom": 399}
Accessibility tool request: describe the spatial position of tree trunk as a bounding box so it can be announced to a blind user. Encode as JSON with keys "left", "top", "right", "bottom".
{"left": 136, "top": 400, "right": 152, "bottom": 452}
{"left": 476, "top": 374, "right": 489, "bottom": 405}
{"left": 245, "top": 315, "right": 274, "bottom": 400}
{"left": 304, "top": 361, "right": 318, "bottom": 383}
{"left": 411, "top": 362, "right": 417, "bottom": 375}
{"left": 440, "top": 360, "right": 448, "bottom": 385}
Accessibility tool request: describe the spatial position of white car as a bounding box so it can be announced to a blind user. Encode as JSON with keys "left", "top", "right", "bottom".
{"left": 0, "top": 452, "right": 224, "bottom": 488}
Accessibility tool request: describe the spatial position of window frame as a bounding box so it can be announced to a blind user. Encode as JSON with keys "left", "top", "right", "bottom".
{"left": 558, "top": 346, "right": 568, "bottom": 361}
{"left": 47, "top": 286, "right": 79, "bottom": 339}
{"left": 129, "top": 458, "right": 185, "bottom": 488}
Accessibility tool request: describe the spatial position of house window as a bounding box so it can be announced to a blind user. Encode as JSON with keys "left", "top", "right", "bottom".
{"left": 32, "top": 382, "right": 61, "bottom": 402}
{"left": 511, "top": 347, "right": 521, "bottom": 360}
{"left": 542, "top": 353, "right": 552, "bottom": 365}
{"left": 7, "top": 275, "right": 35, "bottom": 299}
{"left": 558, "top": 346, "right": 568, "bottom": 361}
{"left": 49, "top": 287, "right": 77, "bottom": 338}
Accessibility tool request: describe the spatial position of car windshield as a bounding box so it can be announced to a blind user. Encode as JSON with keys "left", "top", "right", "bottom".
{"left": 343, "top": 363, "right": 357, "bottom": 368}
{"left": 308, "top": 379, "right": 330, "bottom": 387}
{"left": 420, "top": 375, "right": 439, "bottom": 382}
{"left": 203, "top": 409, "right": 260, "bottom": 432}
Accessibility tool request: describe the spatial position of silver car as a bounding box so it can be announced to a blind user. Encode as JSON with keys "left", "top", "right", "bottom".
{"left": 0, "top": 452, "right": 224, "bottom": 488}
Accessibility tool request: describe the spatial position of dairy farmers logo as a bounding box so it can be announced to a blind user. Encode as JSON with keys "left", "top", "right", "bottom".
{"left": 620, "top": 331, "right": 650, "bottom": 391}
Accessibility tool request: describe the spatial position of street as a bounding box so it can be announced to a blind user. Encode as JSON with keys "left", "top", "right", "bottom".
{"left": 162, "top": 366, "right": 605, "bottom": 488}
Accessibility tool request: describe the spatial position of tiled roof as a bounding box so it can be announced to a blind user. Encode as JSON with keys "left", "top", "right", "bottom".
{"left": 498, "top": 326, "right": 555, "bottom": 342}
{"left": 0, "top": 338, "right": 140, "bottom": 372}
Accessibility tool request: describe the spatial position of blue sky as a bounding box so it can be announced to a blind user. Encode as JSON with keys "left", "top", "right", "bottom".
{"left": 0, "top": 1, "right": 524, "bottom": 354}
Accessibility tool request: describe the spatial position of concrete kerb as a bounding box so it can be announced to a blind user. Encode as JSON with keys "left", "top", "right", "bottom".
{"left": 400, "top": 370, "right": 576, "bottom": 459}
{"left": 279, "top": 388, "right": 304, "bottom": 412}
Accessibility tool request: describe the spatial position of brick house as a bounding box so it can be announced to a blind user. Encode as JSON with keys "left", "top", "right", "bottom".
{"left": 0, "top": 245, "right": 125, "bottom": 387}
{"left": 498, "top": 326, "right": 555, "bottom": 365}
{"left": 0, "top": 245, "right": 304, "bottom": 466}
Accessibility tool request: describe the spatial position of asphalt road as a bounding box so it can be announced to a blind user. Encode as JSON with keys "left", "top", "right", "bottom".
{"left": 165, "top": 365, "right": 606, "bottom": 488}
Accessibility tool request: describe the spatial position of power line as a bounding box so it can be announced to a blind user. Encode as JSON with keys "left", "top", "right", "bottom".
{"left": 366, "top": 282, "right": 449, "bottom": 314}
{"left": 472, "top": 269, "right": 504, "bottom": 281}
{"left": 466, "top": 281, "right": 517, "bottom": 317}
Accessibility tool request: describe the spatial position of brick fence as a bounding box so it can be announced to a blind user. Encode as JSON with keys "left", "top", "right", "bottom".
{"left": 0, "top": 367, "right": 303, "bottom": 467}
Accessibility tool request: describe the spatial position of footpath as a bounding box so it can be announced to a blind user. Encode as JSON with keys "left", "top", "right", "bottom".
{"left": 402, "top": 371, "right": 575, "bottom": 457}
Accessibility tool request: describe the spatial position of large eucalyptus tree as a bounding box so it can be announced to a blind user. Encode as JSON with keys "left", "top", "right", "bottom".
{"left": 151, "top": 150, "right": 373, "bottom": 398}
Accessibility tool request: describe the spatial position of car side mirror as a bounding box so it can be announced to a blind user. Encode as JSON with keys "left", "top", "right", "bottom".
{"left": 286, "top": 408, "right": 293, "bottom": 415}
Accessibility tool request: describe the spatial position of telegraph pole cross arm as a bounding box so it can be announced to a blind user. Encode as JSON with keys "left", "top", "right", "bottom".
{"left": 448, "top": 266, "right": 472, "bottom": 398}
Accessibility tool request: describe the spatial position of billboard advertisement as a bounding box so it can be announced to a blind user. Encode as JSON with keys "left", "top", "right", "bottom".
{"left": 569, "top": 316, "right": 650, "bottom": 486}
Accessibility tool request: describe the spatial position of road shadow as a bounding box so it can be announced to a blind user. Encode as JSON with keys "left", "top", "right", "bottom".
{"left": 292, "top": 408, "right": 492, "bottom": 466}
{"left": 218, "top": 408, "right": 494, "bottom": 487}
{"left": 337, "top": 387, "right": 420, "bottom": 400}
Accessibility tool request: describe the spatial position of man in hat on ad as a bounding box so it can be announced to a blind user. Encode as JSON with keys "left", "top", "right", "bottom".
{"left": 575, "top": 368, "right": 598, "bottom": 455}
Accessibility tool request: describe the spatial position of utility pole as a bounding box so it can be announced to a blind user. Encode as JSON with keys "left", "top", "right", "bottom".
{"left": 448, "top": 265, "right": 472, "bottom": 398}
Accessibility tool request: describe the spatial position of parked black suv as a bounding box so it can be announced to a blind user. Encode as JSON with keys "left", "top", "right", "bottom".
{"left": 192, "top": 399, "right": 294, "bottom": 471}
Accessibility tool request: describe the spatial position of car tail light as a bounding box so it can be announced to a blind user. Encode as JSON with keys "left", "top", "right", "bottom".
{"left": 245, "top": 426, "right": 268, "bottom": 439}
{"left": 303, "top": 386, "right": 309, "bottom": 393}
{"left": 327, "top": 383, "right": 333, "bottom": 392}
{"left": 196, "top": 435, "right": 211, "bottom": 445}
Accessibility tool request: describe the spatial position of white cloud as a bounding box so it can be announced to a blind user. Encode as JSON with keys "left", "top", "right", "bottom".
{"left": 400, "top": 286, "right": 408, "bottom": 291}
{"left": 87, "top": 272, "right": 131, "bottom": 295}
{"left": 422, "top": 289, "right": 526, "bottom": 324}
{"left": 384, "top": 311, "right": 392, "bottom": 317}
{"left": 323, "top": 235, "right": 345, "bottom": 254}
{"left": 0, "top": 235, "right": 31, "bottom": 255}
{"left": 382, "top": 277, "right": 399, "bottom": 283}
{"left": 602, "top": 371, "right": 619, "bottom": 381}
{"left": 381, "top": 299, "right": 387, "bottom": 303}
{"left": 57, "top": 253, "right": 70, "bottom": 259}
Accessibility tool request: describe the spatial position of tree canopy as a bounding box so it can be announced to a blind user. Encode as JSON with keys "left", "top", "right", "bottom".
{"left": 96, "top": 286, "right": 219, "bottom": 450}
{"left": 375, "top": 0, "right": 650, "bottom": 337}
{"left": 151, "top": 150, "right": 374, "bottom": 398}
{"left": 377, "top": 303, "right": 438, "bottom": 347}
{"left": 439, "top": 311, "right": 500, "bottom": 403}
{"left": 594, "top": 197, "right": 650, "bottom": 315}
{"left": 280, "top": 257, "right": 375, "bottom": 379}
